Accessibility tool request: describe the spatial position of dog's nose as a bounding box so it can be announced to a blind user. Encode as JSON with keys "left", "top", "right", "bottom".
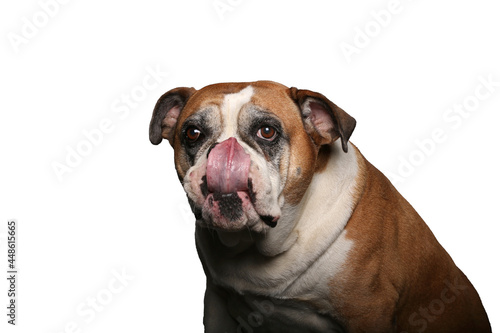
{"left": 206, "top": 137, "right": 250, "bottom": 194}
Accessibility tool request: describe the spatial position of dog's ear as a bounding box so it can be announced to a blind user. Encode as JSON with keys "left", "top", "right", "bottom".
{"left": 289, "top": 87, "right": 356, "bottom": 153}
{"left": 149, "top": 87, "right": 197, "bottom": 146}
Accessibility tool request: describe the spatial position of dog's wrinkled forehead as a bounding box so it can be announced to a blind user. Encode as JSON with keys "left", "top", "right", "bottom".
{"left": 210, "top": 85, "right": 254, "bottom": 140}
{"left": 178, "top": 81, "right": 302, "bottom": 139}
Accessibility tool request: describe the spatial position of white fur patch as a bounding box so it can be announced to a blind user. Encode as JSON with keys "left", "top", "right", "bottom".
{"left": 198, "top": 140, "right": 361, "bottom": 311}
{"left": 216, "top": 85, "right": 282, "bottom": 231}
{"left": 218, "top": 85, "right": 254, "bottom": 141}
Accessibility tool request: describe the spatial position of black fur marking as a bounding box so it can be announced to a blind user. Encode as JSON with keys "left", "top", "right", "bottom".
{"left": 200, "top": 176, "right": 208, "bottom": 197}
{"left": 213, "top": 192, "right": 243, "bottom": 221}
{"left": 260, "top": 215, "right": 277, "bottom": 228}
{"left": 206, "top": 142, "right": 218, "bottom": 158}
{"left": 188, "top": 197, "right": 203, "bottom": 220}
{"left": 180, "top": 110, "right": 213, "bottom": 165}
{"left": 247, "top": 179, "right": 257, "bottom": 205}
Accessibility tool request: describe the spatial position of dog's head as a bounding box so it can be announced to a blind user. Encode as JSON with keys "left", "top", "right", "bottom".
{"left": 149, "top": 81, "right": 355, "bottom": 235}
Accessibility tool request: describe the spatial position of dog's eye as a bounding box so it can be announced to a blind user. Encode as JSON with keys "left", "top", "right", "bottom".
{"left": 185, "top": 126, "right": 202, "bottom": 142}
{"left": 257, "top": 125, "right": 277, "bottom": 141}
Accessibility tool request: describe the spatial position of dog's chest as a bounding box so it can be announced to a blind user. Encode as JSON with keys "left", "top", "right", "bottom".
{"left": 225, "top": 291, "right": 346, "bottom": 333}
{"left": 199, "top": 227, "right": 353, "bottom": 298}
{"left": 198, "top": 227, "right": 354, "bottom": 332}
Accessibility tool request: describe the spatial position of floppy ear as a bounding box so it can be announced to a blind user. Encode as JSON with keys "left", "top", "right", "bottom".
{"left": 149, "top": 87, "right": 197, "bottom": 146}
{"left": 289, "top": 87, "right": 356, "bottom": 153}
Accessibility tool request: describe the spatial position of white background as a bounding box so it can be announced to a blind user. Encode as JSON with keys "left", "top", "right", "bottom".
{"left": 1, "top": 0, "right": 499, "bottom": 332}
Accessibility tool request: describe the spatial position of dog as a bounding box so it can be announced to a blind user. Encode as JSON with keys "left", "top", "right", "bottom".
{"left": 149, "top": 80, "right": 491, "bottom": 332}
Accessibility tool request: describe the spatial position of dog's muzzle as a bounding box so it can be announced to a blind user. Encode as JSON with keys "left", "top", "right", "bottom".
{"left": 201, "top": 137, "right": 278, "bottom": 230}
{"left": 206, "top": 137, "right": 250, "bottom": 194}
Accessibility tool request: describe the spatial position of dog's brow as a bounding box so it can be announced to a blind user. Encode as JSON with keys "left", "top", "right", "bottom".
{"left": 186, "top": 107, "right": 215, "bottom": 122}
{"left": 243, "top": 107, "right": 281, "bottom": 122}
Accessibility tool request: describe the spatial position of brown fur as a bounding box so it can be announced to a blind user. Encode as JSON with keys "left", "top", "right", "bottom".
{"left": 250, "top": 82, "right": 318, "bottom": 205}
{"left": 152, "top": 80, "right": 356, "bottom": 206}
{"left": 168, "top": 81, "right": 321, "bottom": 206}
{"left": 315, "top": 145, "right": 333, "bottom": 173}
{"left": 329, "top": 148, "right": 491, "bottom": 332}
{"left": 150, "top": 81, "right": 491, "bottom": 332}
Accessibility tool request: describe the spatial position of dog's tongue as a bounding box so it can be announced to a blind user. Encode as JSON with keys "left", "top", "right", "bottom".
{"left": 206, "top": 137, "right": 250, "bottom": 194}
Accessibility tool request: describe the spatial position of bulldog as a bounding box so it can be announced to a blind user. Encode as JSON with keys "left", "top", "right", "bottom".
{"left": 149, "top": 81, "right": 491, "bottom": 332}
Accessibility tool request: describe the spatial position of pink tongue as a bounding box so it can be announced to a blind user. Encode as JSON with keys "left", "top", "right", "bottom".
{"left": 206, "top": 137, "right": 250, "bottom": 194}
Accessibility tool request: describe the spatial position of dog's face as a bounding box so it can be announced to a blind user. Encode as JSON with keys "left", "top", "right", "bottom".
{"left": 149, "top": 81, "right": 355, "bottom": 234}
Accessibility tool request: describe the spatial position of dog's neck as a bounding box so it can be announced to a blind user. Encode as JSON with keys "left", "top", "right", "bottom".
{"left": 257, "top": 140, "right": 362, "bottom": 256}
{"left": 213, "top": 140, "right": 363, "bottom": 257}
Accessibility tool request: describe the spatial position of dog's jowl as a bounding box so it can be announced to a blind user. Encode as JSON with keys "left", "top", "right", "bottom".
{"left": 149, "top": 81, "right": 491, "bottom": 332}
